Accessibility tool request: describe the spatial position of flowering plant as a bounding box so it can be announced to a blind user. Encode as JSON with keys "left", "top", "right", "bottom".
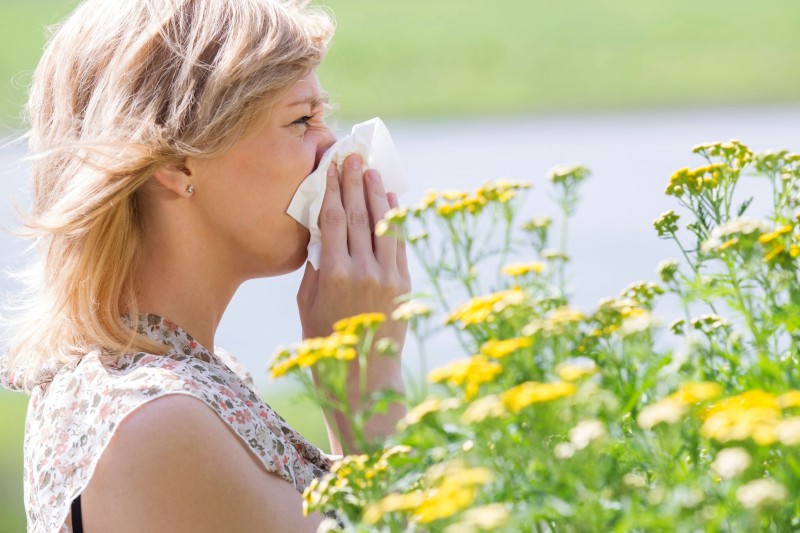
{"left": 268, "top": 140, "right": 800, "bottom": 531}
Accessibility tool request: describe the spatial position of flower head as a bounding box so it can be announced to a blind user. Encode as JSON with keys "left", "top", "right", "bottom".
{"left": 391, "top": 301, "right": 433, "bottom": 321}
{"left": 333, "top": 312, "right": 386, "bottom": 334}
{"left": 654, "top": 210, "right": 680, "bottom": 237}
{"left": 480, "top": 337, "right": 533, "bottom": 359}
{"left": 556, "top": 357, "right": 598, "bottom": 381}
{"left": 428, "top": 355, "right": 503, "bottom": 400}
{"left": 501, "top": 261, "right": 546, "bottom": 277}
{"left": 461, "top": 394, "right": 507, "bottom": 424}
{"left": 501, "top": 381, "right": 576, "bottom": 413}
{"left": 548, "top": 163, "right": 590, "bottom": 186}
{"left": 446, "top": 289, "right": 527, "bottom": 327}
{"left": 701, "top": 390, "right": 781, "bottom": 445}
{"left": 736, "top": 479, "right": 787, "bottom": 509}
{"left": 711, "top": 447, "right": 751, "bottom": 479}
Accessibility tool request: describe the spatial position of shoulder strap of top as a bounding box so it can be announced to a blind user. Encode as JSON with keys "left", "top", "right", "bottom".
{"left": 70, "top": 495, "right": 83, "bottom": 533}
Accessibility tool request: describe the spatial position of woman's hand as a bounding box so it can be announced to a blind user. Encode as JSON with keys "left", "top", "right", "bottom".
{"left": 297, "top": 153, "right": 411, "bottom": 345}
{"left": 296, "top": 153, "right": 411, "bottom": 454}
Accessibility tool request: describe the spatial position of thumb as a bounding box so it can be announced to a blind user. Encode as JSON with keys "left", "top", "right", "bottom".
{"left": 297, "top": 260, "right": 319, "bottom": 308}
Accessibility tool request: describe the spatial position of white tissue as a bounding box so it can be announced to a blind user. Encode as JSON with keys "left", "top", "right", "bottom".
{"left": 286, "top": 117, "right": 408, "bottom": 270}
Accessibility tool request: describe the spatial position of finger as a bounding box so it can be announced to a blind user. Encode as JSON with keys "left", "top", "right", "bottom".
{"left": 388, "top": 192, "right": 409, "bottom": 275}
{"left": 319, "top": 164, "right": 348, "bottom": 266}
{"left": 296, "top": 261, "right": 319, "bottom": 307}
{"left": 341, "top": 154, "right": 372, "bottom": 259}
{"left": 364, "top": 169, "right": 396, "bottom": 267}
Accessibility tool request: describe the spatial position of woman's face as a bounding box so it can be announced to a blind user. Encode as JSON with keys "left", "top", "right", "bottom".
{"left": 188, "top": 71, "right": 336, "bottom": 279}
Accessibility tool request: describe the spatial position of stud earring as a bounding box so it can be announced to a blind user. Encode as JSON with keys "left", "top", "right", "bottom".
{"left": 186, "top": 184, "right": 195, "bottom": 194}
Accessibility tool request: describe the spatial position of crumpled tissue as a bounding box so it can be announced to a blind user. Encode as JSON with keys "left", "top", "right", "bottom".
{"left": 286, "top": 117, "right": 408, "bottom": 270}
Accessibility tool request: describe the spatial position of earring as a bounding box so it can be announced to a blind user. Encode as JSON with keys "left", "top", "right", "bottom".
{"left": 186, "top": 184, "right": 195, "bottom": 194}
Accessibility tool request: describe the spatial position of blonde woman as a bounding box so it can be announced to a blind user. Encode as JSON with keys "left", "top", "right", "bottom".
{"left": 0, "top": 0, "right": 410, "bottom": 531}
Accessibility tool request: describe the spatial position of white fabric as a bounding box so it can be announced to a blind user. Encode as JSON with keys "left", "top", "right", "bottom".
{"left": 286, "top": 117, "right": 408, "bottom": 269}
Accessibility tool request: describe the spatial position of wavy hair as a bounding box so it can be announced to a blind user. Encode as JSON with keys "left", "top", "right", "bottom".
{"left": 1, "top": 0, "right": 334, "bottom": 391}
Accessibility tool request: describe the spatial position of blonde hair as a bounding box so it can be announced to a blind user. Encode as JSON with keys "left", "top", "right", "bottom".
{"left": 2, "top": 0, "right": 334, "bottom": 391}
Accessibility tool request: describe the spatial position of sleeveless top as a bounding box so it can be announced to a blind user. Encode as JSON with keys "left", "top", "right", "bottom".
{"left": 0, "top": 313, "right": 342, "bottom": 533}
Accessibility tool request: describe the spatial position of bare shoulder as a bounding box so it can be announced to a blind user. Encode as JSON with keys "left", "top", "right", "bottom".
{"left": 81, "top": 394, "right": 324, "bottom": 533}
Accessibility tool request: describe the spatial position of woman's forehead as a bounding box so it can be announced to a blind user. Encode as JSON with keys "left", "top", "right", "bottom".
{"left": 280, "top": 74, "right": 328, "bottom": 108}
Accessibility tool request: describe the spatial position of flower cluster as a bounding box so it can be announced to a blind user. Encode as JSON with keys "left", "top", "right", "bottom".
{"left": 637, "top": 382, "right": 723, "bottom": 429}
{"left": 284, "top": 141, "right": 800, "bottom": 531}
{"left": 664, "top": 164, "right": 726, "bottom": 197}
{"left": 362, "top": 459, "right": 496, "bottom": 526}
{"left": 692, "top": 139, "right": 753, "bottom": 170}
{"left": 701, "top": 390, "right": 800, "bottom": 445}
{"left": 268, "top": 332, "right": 359, "bottom": 378}
{"left": 653, "top": 210, "right": 680, "bottom": 237}
{"left": 427, "top": 355, "right": 503, "bottom": 400}
{"left": 445, "top": 289, "right": 527, "bottom": 327}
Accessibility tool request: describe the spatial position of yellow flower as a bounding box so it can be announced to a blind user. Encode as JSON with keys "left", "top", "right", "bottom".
{"left": 637, "top": 381, "right": 721, "bottom": 430}
{"left": 441, "top": 189, "right": 469, "bottom": 201}
{"left": 701, "top": 390, "right": 781, "bottom": 445}
{"left": 333, "top": 312, "right": 386, "bottom": 334}
{"left": 384, "top": 206, "right": 410, "bottom": 223}
{"left": 757, "top": 224, "right": 793, "bottom": 244}
{"left": 461, "top": 394, "right": 507, "bottom": 424}
{"left": 480, "top": 337, "right": 532, "bottom": 358}
{"left": 444, "top": 504, "right": 510, "bottom": 532}
{"left": 763, "top": 244, "right": 784, "bottom": 262}
{"left": 267, "top": 332, "right": 359, "bottom": 378}
{"left": 412, "top": 460, "right": 495, "bottom": 523}
{"left": 436, "top": 202, "right": 465, "bottom": 218}
{"left": 637, "top": 400, "right": 687, "bottom": 429}
{"left": 391, "top": 301, "right": 433, "bottom": 321}
{"left": 547, "top": 306, "right": 584, "bottom": 324}
{"left": 363, "top": 491, "right": 426, "bottom": 524}
{"left": 667, "top": 382, "right": 723, "bottom": 405}
{"left": 501, "top": 381, "right": 576, "bottom": 413}
{"left": 397, "top": 396, "right": 460, "bottom": 429}
{"left": 556, "top": 357, "right": 598, "bottom": 381}
{"left": 445, "top": 289, "right": 527, "bottom": 327}
{"left": 420, "top": 190, "right": 439, "bottom": 208}
{"left": 414, "top": 484, "right": 478, "bottom": 523}
{"left": 778, "top": 390, "right": 800, "bottom": 409}
{"left": 776, "top": 417, "right": 800, "bottom": 445}
{"left": 501, "top": 261, "right": 547, "bottom": 277}
{"left": 428, "top": 355, "right": 503, "bottom": 400}
{"left": 525, "top": 306, "right": 584, "bottom": 337}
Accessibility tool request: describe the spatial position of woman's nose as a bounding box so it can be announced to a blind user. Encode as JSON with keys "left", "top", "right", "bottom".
{"left": 314, "top": 126, "right": 337, "bottom": 170}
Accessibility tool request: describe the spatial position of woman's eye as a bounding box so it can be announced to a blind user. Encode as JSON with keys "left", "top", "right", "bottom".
{"left": 292, "top": 115, "right": 314, "bottom": 127}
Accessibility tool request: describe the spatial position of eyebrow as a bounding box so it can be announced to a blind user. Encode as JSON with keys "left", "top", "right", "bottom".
{"left": 286, "top": 93, "right": 330, "bottom": 108}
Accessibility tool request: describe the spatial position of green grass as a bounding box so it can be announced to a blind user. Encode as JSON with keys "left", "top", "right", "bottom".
{"left": 0, "top": 386, "right": 328, "bottom": 530}
{"left": 0, "top": 390, "right": 27, "bottom": 533}
{"left": 1, "top": 0, "right": 799, "bottom": 128}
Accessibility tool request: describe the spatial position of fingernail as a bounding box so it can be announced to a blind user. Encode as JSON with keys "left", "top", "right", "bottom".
{"left": 347, "top": 154, "right": 362, "bottom": 170}
{"left": 327, "top": 164, "right": 337, "bottom": 177}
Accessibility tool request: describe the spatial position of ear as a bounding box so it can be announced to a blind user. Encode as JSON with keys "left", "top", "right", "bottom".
{"left": 152, "top": 160, "right": 194, "bottom": 198}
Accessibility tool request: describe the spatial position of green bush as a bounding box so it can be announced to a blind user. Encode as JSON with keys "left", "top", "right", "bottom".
{"left": 272, "top": 140, "right": 800, "bottom": 531}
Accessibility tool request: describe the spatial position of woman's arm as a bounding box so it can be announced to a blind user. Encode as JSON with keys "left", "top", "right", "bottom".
{"left": 81, "top": 395, "right": 325, "bottom": 532}
{"left": 297, "top": 154, "right": 412, "bottom": 456}
{"left": 311, "top": 353, "right": 407, "bottom": 456}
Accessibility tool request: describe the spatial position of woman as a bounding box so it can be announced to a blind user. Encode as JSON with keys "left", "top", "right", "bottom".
{"left": 0, "top": 0, "right": 410, "bottom": 531}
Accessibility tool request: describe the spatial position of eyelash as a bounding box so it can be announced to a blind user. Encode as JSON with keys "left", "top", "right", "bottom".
{"left": 292, "top": 115, "right": 314, "bottom": 127}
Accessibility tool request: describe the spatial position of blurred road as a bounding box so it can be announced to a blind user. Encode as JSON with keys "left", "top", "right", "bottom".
{"left": 2, "top": 106, "right": 798, "bottom": 390}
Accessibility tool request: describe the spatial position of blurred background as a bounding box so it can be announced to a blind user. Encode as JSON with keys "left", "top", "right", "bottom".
{"left": 1, "top": 0, "right": 799, "bottom": 529}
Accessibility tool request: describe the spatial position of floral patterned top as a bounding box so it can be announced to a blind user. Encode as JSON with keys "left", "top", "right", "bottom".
{"left": 0, "top": 313, "right": 342, "bottom": 533}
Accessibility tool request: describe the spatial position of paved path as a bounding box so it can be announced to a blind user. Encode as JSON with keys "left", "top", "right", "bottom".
{"left": 1, "top": 106, "right": 798, "bottom": 390}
